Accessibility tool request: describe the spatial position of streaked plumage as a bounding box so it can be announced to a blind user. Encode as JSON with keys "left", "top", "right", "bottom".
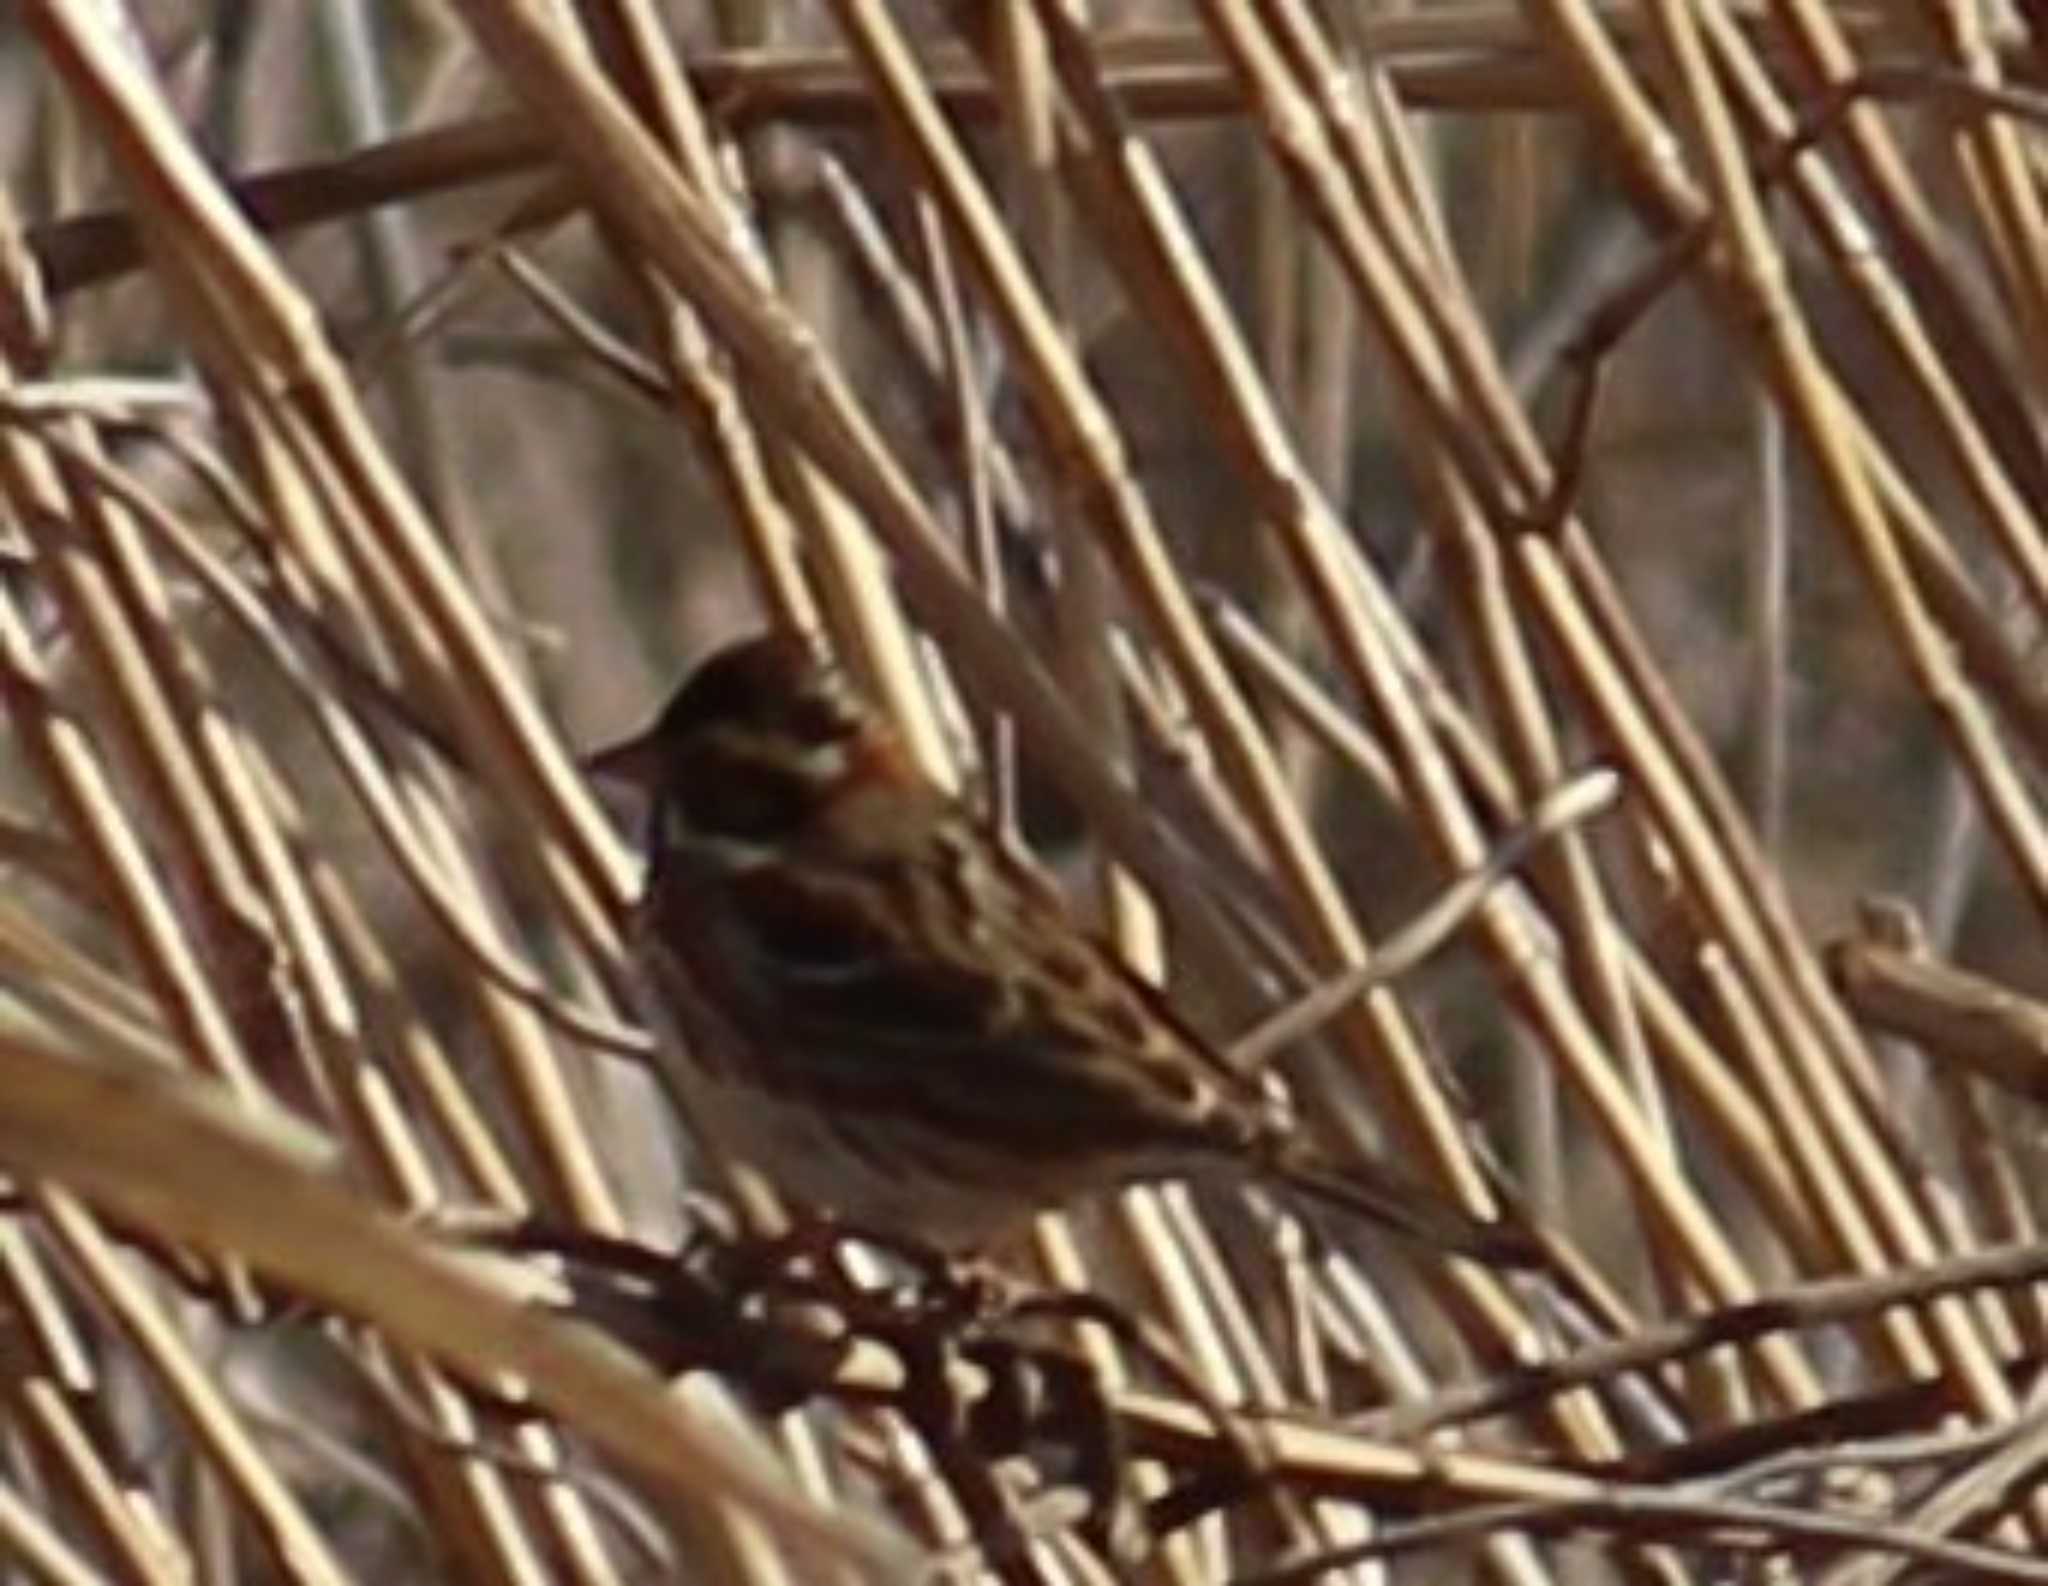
{"left": 601, "top": 631, "right": 1531, "bottom": 1262}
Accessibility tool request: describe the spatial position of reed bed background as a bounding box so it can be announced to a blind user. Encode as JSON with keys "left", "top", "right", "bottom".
{"left": 8, "top": 1, "right": 2048, "bottom": 1582}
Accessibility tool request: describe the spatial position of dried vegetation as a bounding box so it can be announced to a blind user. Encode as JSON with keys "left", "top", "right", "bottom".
{"left": 9, "top": 1, "right": 2048, "bottom": 1582}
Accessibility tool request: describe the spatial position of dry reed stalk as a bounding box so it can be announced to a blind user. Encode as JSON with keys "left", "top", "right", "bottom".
{"left": 7, "top": 1, "right": 2048, "bottom": 1583}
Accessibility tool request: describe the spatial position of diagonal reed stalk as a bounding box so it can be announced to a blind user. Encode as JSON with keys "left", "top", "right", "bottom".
{"left": 8, "top": 1, "right": 2048, "bottom": 1582}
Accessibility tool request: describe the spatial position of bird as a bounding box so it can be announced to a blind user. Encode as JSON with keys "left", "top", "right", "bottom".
{"left": 594, "top": 629, "right": 1533, "bottom": 1265}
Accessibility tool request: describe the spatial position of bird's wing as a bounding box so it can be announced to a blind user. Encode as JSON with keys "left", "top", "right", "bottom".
{"left": 685, "top": 814, "right": 1250, "bottom": 1161}
{"left": 675, "top": 816, "right": 1537, "bottom": 1262}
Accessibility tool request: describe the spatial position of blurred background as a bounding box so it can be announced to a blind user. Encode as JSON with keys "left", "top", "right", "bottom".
{"left": 9, "top": 1, "right": 2048, "bottom": 1582}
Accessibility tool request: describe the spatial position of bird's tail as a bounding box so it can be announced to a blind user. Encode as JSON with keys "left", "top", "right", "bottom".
{"left": 1266, "top": 1144, "right": 1543, "bottom": 1269}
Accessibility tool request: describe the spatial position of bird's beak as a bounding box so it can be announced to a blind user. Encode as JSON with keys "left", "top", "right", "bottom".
{"left": 583, "top": 722, "right": 661, "bottom": 792}
{"left": 582, "top": 721, "right": 663, "bottom": 829}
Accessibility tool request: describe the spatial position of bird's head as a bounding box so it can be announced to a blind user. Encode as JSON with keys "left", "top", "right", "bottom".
{"left": 591, "top": 631, "right": 893, "bottom": 851}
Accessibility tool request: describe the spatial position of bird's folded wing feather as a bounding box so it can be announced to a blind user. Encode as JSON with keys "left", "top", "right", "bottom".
{"left": 684, "top": 830, "right": 1243, "bottom": 1159}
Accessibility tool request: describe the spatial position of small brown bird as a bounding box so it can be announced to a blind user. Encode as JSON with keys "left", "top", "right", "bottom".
{"left": 598, "top": 631, "right": 1530, "bottom": 1263}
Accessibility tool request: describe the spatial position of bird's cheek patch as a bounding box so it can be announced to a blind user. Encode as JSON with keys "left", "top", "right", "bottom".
{"left": 671, "top": 742, "right": 822, "bottom": 843}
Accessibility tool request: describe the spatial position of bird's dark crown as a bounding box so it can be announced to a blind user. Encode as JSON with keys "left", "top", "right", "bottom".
{"left": 651, "top": 632, "right": 876, "bottom": 845}
{"left": 658, "top": 632, "right": 865, "bottom": 750}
